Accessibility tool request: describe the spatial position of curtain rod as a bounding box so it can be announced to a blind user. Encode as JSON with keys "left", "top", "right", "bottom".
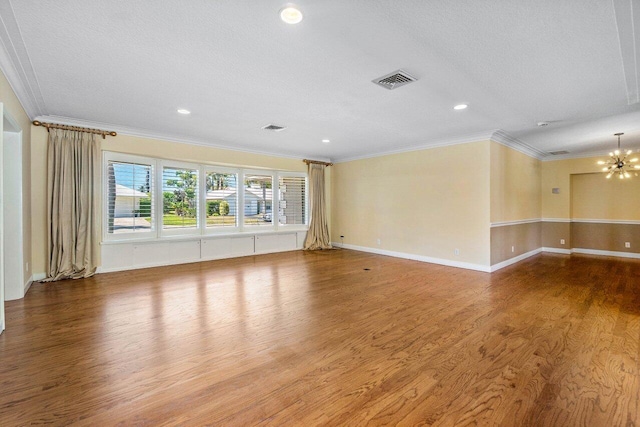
{"left": 303, "top": 159, "right": 333, "bottom": 167}
{"left": 32, "top": 120, "right": 117, "bottom": 139}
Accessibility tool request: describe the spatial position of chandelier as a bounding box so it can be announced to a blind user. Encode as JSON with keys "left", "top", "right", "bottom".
{"left": 597, "top": 133, "right": 639, "bottom": 179}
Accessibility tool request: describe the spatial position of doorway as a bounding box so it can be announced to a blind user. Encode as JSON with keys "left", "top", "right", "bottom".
{"left": 0, "top": 104, "right": 24, "bottom": 334}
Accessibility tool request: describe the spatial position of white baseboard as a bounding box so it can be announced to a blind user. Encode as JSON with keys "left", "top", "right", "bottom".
{"left": 541, "top": 247, "right": 640, "bottom": 259}
{"left": 490, "top": 248, "right": 542, "bottom": 272}
{"left": 96, "top": 248, "right": 300, "bottom": 275}
{"left": 97, "top": 257, "right": 221, "bottom": 274}
{"left": 541, "top": 247, "right": 572, "bottom": 254}
{"left": 32, "top": 245, "right": 640, "bottom": 281}
{"left": 331, "top": 243, "right": 491, "bottom": 272}
{"left": 571, "top": 248, "right": 640, "bottom": 259}
{"left": 332, "top": 243, "right": 640, "bottom": 274}
{"left": 32, "top": 273, "right": 46, "bottom": 282}
{"left": 24, "top": 276, "right": 33, "bottom": 294}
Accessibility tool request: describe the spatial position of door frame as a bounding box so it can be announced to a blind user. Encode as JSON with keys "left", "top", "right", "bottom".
{"left": 0, "top": 104, "right": 25, "bottom": 333}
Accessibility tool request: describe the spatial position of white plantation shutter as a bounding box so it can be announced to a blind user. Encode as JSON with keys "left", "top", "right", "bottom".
{"left": 106, "top": 160, "right": 153, "bottom": 234}
{"left": 162, "top": 166, "right": 199, "bottom": 230}
{"left": 279, "top": 175, "right": 306, "bottom": 225}
{"left": 205, "top": 171, "right": 238, "bottom": 228}
{"left": 243, "top": 174, "right": 273, "bottom": 226}
{"left": 104, "top": 153, "right": 308, "bottom": 240}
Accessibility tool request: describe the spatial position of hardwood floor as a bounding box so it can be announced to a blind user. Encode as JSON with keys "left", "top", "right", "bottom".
{"left": 1, "top": 250, "right": 639, "bottom": 426}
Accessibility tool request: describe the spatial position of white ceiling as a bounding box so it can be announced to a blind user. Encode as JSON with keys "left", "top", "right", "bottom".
{"left": 1, "top": 0, "right": 639, "bottom": 162}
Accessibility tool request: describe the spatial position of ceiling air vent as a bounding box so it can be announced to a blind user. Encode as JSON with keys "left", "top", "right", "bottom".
{"left": 262, "top": 124, "right": 287, "bottom": 132}
{"left": 549, "top": 150, "right": 569, "bottom": 155}
{"left": 372, "top": 69, "right": 417, "bottom": 90}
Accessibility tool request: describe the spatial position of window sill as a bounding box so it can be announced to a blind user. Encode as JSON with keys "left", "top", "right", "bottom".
{"left": 101, "top": 228, "right": 308, "bottom": 245}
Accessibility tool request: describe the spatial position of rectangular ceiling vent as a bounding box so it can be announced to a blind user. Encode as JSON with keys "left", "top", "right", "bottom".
{"left": 549, "top": 150, "right": 569, "bottom": 155}
{"left": 262, "top": 124, "right": 287, "bottom": 132}
{"left": 372, "top": 69, "right": 417, "bottom": 90}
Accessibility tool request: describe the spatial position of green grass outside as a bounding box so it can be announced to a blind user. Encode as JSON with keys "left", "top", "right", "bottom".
{"left": 147, "top": 213, "right": 270, "bottom": 227}
{"left": 207, "top": 215, "right": 236, "bottom": 226}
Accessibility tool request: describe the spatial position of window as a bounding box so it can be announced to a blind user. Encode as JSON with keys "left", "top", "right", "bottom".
{"left": 162, "top": 166, "right": 199, "bottom": 230}
{"left": 243, "top": 173, "right": 273, "bottom": 226}
{"left": 279, "top": 175, "right": 307, "bottom": 225}
{"left": 106, "top": 159, "right": 153, "bottom": 234}
{"left": 205, "top": 170, "right": 238, "bottom": 229}
{"left": 103, "top": 152, "right": 307, "bottom": 240}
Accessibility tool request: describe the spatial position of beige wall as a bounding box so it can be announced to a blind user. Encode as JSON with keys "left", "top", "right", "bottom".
{"left": 571, "top": 222, "right": 640, "bottom": 254}
{"left": 30, "top": 129, "right": 318, "bottom": 275}
{"left": 541, "top": 157, "right": 602, "bottom": 219}
{"left": 541, "top": 156, "right": 639, "bottom": 252}
{"left": 490, "top": 142, "right": 541, "bottom": 223}
{"left": 541, "top": 222, "right": 570, "bottom": 249}
{"left": 571, "top": 172, "right": 640, "bottom": 220}
{"left": 490, "top": 222, "right": 541, "bottom": 264}
{"left": 0, "top": 69, "right": 32, "bottom": 282}
{"left": 331, "top": 141, "right": 491, "bottom": 266}
{"left": 489, "top": 142, "right": 542, "bottom": 265}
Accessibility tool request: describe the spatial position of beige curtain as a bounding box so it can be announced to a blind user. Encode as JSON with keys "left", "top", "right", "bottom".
{"left": 45, "top": 129, "right": 100, "bottom": 281}
{"left": 304, "top": 163, "right": 332, "bottom": 250}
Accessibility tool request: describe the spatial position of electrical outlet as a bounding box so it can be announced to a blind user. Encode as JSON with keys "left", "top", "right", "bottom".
{"left": 625, "top": 242, "right": 631, "bottom": 248}
{"left": 511, "top": 246, "right": 515, "bottom": 253}
{"left": 454, "top": 248, "right": 460, "bottom": 256}
{"left": 560, "top": 239, "right": 565, "bottom": 245}
{"left": 376, "top": 238, "right": 381, "bottom": 245}
{"left": 25, "top": 262, "right": 29, "bottom": 272}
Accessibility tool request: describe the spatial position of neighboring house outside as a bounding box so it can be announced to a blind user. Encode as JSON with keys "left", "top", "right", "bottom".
{"left": 206, "top": 187, "right": 272, "bottom": 216}
{"left": 114, "top": 184, "right": 149, "bottom": 218}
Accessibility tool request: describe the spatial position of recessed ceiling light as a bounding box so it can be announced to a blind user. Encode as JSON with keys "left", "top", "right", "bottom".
{"left": 280, "top": 5, "right": 303, "bottom": 24}
{"left": 453, "top": 104, "right": 468, "bottom": 110}
{"left": 322, "top": 139, "right": 330, "bottom": 143}
{"left": 177, "top": 109, "right": 191, "bottom": 115}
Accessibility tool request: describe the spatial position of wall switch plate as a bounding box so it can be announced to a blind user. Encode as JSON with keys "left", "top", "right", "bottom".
{"left": 560, "top": 239, "right": 565, "bottom": 245}
{"left": 625, "top": 242, "right": 631, "bottom": 248}
{"left": 454, "top": 248, "right": 460, "bottom": 256}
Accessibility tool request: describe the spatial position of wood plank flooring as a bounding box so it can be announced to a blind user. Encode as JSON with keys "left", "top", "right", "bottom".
{"left": 1, "top": 249, "right": 639, "bottom": 426}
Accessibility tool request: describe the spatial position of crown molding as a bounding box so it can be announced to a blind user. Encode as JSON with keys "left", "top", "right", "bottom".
{"left": 34, "top": 115, "right": 332, "bottom": 163}
{"left": 0, "top": 0, "right": 45, "bottom": 118}
{"left": 489, "top": 129, "right": 548, "bottom": 160}
{"left": 333, "top": 129, "right": 554, "bottom": 164}
{"left": 540, "top": 146, "right": 640, "bottom": 162}
{"left": 332, "top": 131, "right": 495, "bottom": 163}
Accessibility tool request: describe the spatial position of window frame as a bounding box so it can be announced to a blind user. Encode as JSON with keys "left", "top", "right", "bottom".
{"left": 241, "top": 169, "right": 277, "bottom": 230}
{"left": 276, "top": 171, "right": 309, "bottom": 230}
{"left": 203, "top": 165, "right": 240, "bottom": 234}
{"left": 103, "top": 152, "right": 157, "bottom": 242}
{"left": 158, "top": 160, "right": 202, "bottom": 237}
{"left": 102, "top": 151, "right": 309, "bottom": 242}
